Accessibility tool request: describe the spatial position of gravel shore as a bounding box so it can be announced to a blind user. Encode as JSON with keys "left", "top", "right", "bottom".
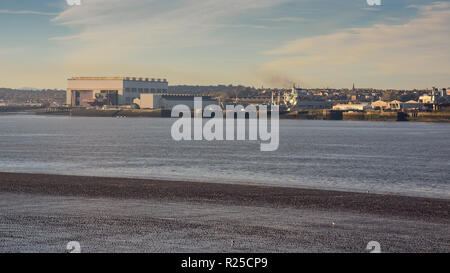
{"left": 0, "top": 172, "right": 449, "bottom": 253}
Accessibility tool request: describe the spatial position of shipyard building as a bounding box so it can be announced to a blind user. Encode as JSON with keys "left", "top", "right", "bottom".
{"left": 133, "top": 94, "right": 217, "bottom": 110}
{"left": 66, "top": 77, "right": 168, "bottom": 106}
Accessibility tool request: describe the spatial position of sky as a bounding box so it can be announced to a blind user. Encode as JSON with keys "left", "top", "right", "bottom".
{"left": 0, "top": 0, "right": 449, "bottom": 89}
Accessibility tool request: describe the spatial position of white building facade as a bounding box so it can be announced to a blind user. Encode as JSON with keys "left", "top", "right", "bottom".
{"left": 66, "top": 77, "right": 168, "bottom": 106}
{"left": 134, "top": 94, "right": 217, "bottom": 110}
{"left": 332, "top": 103, "right": 371, "bottom": 111}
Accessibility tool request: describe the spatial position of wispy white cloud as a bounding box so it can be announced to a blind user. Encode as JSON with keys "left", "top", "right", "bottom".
{"left": 48, "top": 34, "right": 82, "bottom": 41}
{"left": 260, "top": 17, "right": 309, "bottom": 22}
{"left": 4, "top": 0, "right": 445, "bottom": 89}
{"left": 360, "top": 7, "right": 380, "bottom": 11}
{"left": 0, "top": 9, "right": 57, "bottom": 16}
{"left": 261, "top": 2, "right": 450, "bottom": 88}
{"left": 214, "top": 23, "right": 277, "bottom": 30}
{"left": 51, "top": 0, "right": 289, "bottom": 42}
{"left": 48, "top": 0, "right": 292, "bottom": 83}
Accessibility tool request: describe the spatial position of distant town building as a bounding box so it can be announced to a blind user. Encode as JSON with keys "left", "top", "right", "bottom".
{"left": 333, "top": 103, "right": 370, "bottom": 111}
{"left": 418, "top": 87, "right": 448, "bottom": 105}
{"left": 133, "top": 94, "right": 162, "bottom": 109}
{"left": 388, "top": 100, "right": 403, "bottom": 110}
{"left": 371, "top": 100, "right": 423, "bottom": 110}
{"left": 419, "top": 94, "right": 434, "bottom": 104}
{"left": 66, "top": 77, "right": 168, "bottom": 106}
{"left": 134, "top": 94, "right": 217, "bottom": 110}
{"left": 371, "top": 100, "right": 389, "bottom": 110}
{"left": 294, "top": 100, "right": 332, "bottom": 110}
{"left": 402, "top": 100, "right": 423, "bottom": 110}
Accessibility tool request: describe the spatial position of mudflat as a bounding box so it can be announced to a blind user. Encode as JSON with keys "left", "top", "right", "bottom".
{"left": 0, "top": 172, "right": 449, "bottom": 253}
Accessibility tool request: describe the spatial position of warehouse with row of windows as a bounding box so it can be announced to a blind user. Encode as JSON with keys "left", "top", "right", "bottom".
{"left": 66, "top": 77, "right": 168, "bottom": 107}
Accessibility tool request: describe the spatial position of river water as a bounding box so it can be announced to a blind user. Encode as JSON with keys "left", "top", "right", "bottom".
{"left": 0, "top": 114, "right": 448, "bottom": 198}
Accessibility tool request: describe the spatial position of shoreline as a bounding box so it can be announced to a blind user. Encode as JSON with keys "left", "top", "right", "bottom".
{"left": 1, "top": 110, "right": 450, "bottom": 122}
{"left": 31, "top": 108, "right": 450, "bottom": 122}
{"left": 1, "top": 170, "right": 448, "bottom": 200}
{"left": 1, "top": 172, "right": 449, "bottom": 252}
{"left": 1, "top": 172, "right": 448, "bottom": 221}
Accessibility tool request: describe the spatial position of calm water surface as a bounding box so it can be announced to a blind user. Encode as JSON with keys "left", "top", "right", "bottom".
{"left": 0, "top": 114, "right": 448, "bottom": 198}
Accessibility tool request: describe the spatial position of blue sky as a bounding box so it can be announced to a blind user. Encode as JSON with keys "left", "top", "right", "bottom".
{"left": 0, "top": 0, "right": 449, "bottom": 89}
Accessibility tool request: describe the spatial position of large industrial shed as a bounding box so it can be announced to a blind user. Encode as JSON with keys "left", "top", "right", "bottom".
{"left": 66, "top": 77, "right": 168, "bottom": 107}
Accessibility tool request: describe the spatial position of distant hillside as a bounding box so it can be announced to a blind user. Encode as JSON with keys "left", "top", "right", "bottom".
{"left": 0, "top": 85, "right": 260, "bottom": 106}
{"left": 168, "top": 85, "right": 260, "bottom": 98}
{"left": 0, "top": 88, "right": 66, "bottom": 106}
{"left": 168, "top": 85, "right": 253, "bottom": 93}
